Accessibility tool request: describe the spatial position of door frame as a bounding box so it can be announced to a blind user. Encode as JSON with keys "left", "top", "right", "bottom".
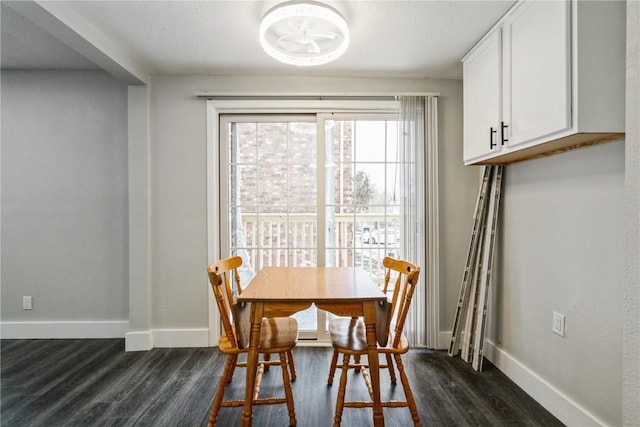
{"left": 205, "top": 97, "right": 430, "bottom": 346}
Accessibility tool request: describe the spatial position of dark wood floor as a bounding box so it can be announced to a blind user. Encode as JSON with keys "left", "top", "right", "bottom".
{"left": 1, "top": 339, "right": 564, "bottom": 426}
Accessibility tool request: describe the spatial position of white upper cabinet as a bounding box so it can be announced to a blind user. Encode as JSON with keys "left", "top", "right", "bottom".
{"left": 506, "top": 1, "right": 570, "bottom": 147}
{"left": 463, "top": 29, "right": 502, "bottom": 162}
{"left": 463, "top": 0, "right": 625, "bottom": 166}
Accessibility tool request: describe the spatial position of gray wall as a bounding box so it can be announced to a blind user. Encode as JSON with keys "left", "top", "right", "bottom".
{"left": 624, "top": 1, "right": 640, "bottom": 424}
{"left": 148, "top": 75, "right": 477, "bottom": 334}
{"left": 1, "top": 68, "right": 632, "bottom": 424}
{"left": 1, "top": 70, "right": 129, "bottom": 324}
{"left": 145, "top": 75, "right": 630, "bottom": 424}
{"left": 492, "top": 140, "right": 624, "bottom": 425}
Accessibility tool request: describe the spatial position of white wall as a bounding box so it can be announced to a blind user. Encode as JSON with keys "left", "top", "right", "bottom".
{"left": 1, "top": 70, "right": 129, "bottom": 337}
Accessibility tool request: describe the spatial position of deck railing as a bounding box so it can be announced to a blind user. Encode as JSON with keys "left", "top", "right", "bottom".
{"left": 237, "top": 212, "right": 400, "bottom": 283}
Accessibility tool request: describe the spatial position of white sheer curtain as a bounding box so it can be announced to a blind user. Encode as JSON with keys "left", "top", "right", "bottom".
{"left": 399, "top": 96, "right": 439, "bottom": 348}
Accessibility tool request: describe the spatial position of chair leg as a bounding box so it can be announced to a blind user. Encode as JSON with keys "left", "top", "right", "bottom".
{"left": 333, "top": 353, "right": 350, "bottom": 427}
{"left": 287, "top": 350, "right": 297, "bottom": 381}
{"left": 386, "top": 353, "right": 396, "bottom": 384}
{"left": 327, "top": 349, "right": 339, "bottom": 385}
{"left": 394, "top": 354, "right": 421, "bottom": 427}
{"left": 264, "top": 352, "right": 271, "bottom": 372}
{"left": 279, "top": 352, "right": 297, "bottom": 426}
{"left": 227, "top": 358, "right": 237, "bottom": 384}
{"left": 209, "top": 354, "right": 237, "bottom": 427}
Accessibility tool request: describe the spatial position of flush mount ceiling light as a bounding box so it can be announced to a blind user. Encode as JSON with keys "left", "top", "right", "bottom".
{"left": 259, "top": 1, "right": 350, "bottom": 67}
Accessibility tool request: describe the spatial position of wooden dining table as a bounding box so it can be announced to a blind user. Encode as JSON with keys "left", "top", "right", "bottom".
{"left": 236, "top": 266, "right": 389, "bottom": 427}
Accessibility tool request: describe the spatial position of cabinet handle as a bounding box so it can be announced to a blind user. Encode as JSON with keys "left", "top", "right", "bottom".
{"left": 490, "top": 127, "right": 497, "bottom": 149}
{"left": 501, "top": 122, "right": 509, "bottom": 146}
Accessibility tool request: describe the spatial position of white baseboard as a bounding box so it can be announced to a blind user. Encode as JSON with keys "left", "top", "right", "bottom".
{"left": 1, "top": 322, "right": 212, "bottom": 350}
{"left": 151, "top": 328, "right": 210, "bottom": 348}
{"left": 126, "top": 328, "right": 212, "bottom": 350}
{"left": 125, "top": 330, "right": 153, "bottom": 351}
{"left": 438, "top": 331, "right": 604, "bottom": 426}
{"left": 438, "top": 331, "right": 452, "bottom": 350}
{"left": 484, "top": 339, "right": 605, "bottom": 426}
{"left": 0, "top": 320, "right": 128, "bottom": 339}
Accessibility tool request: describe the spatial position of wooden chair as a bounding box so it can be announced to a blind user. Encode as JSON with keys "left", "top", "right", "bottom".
{"left": 327, "top": 256, "right": 412, "bottom": 386}
{"left": 206, "top": 256, "right": 298, "bottom": 426}
{"left": 327, "top": 257, "right": 421, "bottom": 426}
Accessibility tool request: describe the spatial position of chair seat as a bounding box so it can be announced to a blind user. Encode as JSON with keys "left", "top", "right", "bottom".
{"left": 328, "top": 317, "right": 408, "bottom": 354}
{"left": 259, "top": 317, "right": 299, "bottom": 350}
{"left": 219, "top": 317, "right": 298, "bottom": 354}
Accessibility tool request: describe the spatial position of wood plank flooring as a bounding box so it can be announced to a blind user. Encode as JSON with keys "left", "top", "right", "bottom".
{"left": 1, "top": 339, "right": 564, "bottom": 426}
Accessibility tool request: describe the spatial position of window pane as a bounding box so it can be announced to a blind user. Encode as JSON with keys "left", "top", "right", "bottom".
{"left": 289, "top": 164, "right": 316, "bottom": 205}
{"left": 355, "top": 164, "right": 384, "bottom": 208}
{"left": 290, "top": 122, "right": 317, "bottom": 163}
{"left": 354, "top": 121, "right": 387, "bottom": 162}
{"left": 258, "top": 165, "right": 287, "bottom": 208}
{"left": 331, "top": 162, "right": 354, "bottom": 208}
{"left": 326, "top": 118, "right": 401, "bottom": 285}
{"left": 386, "top": 121, "right": 399, "bottom": 161}
{"left": 234, "top": 123, "right": 258, "bottom": 164}
{"left": 288, "top": 213, "right": 317, "bottom": 249}
{"left": 386, "top": 162, "right": 400, "bottom": 205}
{"left": 232, "top": 165, "right": 257, "bottom": 206}
{"left": 257, "top": 123, "right": 288, "bottom": 163}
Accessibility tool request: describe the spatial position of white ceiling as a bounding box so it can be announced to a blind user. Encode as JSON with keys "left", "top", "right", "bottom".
{"left": 1, "top": 0, "right": 516, "bottom": 81}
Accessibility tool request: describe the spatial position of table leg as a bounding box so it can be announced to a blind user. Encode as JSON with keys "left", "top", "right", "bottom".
{"left": 363, "top": 301, "right": 385, "bottom": 427}
{"left": 241, "top": 302, "right": 264, "bottom": 427}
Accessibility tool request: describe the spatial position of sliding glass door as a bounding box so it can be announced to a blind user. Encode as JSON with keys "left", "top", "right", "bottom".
{"left": 220, "top": 113, "right": 400, "bottom": 340}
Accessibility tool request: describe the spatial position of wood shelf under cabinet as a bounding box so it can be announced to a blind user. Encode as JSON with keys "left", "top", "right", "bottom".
{"left": 470, "top": 132, "right": 625, "bottom": 166}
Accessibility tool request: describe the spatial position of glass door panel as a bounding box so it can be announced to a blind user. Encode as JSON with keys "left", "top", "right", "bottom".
{"left": 221, "top": 116, "right": 319, "bottom": 338}
{"left": 221, "top": 113, "right": 400, "bottom": 341}
{"left": 321, "top": 116, "right": 401, "bottom": 331}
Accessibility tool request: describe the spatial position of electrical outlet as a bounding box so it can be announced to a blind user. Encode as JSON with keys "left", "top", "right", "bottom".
{"left": 552, "top": 311, "right": 565, "bottom": 337}
{"left": 23, "top": 296, "right": 33, "bottom": 310}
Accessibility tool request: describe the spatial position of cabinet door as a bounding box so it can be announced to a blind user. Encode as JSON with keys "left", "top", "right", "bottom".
{"left": 505, "top": 0, "right": 571, "bottom": 147}
{"left": 463, "top": 29, "right": 502, "bottom": 164}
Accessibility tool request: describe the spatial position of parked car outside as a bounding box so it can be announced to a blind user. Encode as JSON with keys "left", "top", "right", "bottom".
{"left": 360, "top": 226, "right": 399, "bottom": 245}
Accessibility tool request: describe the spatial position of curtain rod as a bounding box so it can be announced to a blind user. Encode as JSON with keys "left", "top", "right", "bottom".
{"left": 195, "top": 92, "right": 439, "bottom": 101}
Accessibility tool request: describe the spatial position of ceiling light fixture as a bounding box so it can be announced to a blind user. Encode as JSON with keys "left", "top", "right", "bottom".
{"left": 259, "top": 1, "right": 350, "bottom": 67}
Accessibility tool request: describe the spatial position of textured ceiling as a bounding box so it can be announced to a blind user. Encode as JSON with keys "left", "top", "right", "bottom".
{"left": 1, "top": 0, "right": 516, "bottom": 80}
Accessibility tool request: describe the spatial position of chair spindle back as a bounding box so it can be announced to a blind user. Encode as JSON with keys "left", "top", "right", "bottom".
{"left": 207, "top": 255, "right": 244, "bottom": 349}
{"left": 381, "top": 256, "right": 421, "bottom": 349}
